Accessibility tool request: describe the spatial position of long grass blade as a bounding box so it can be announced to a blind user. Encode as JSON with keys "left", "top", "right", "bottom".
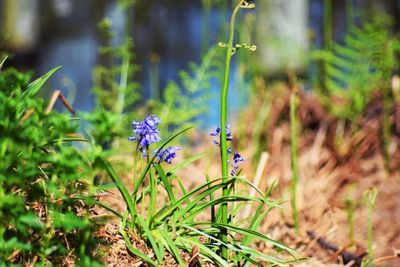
{"left": 154, "top": 164, "right": 176, "bottom": 203}
{"left": 98, "top": 157, "right": 137, "bottom": 218}
{"left": 155, "top": 228, "right": 186, "bottom": 267}
{"left": 73, "top": 196, "right": 124, "bottom": 220}
{"left": 23, "top": 66, "right": 61, "bottom": 98}
{"left": 155, "top": 178, "right": 234, "bottom": 222}
{"left": 135, "top": 214, "right": 164, "bottom": 263}
{"left": 167, "top": 151, "right": 209, "bottom": 175}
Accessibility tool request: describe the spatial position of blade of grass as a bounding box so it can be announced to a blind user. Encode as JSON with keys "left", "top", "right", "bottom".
{"left": 155, "top": 228, "right": 186, "bottom": 267}
{"left": 135, "top": 214, "right": 164, "bottom": 263}
{"left": 177, "top": 236, "right": 229, "bottom": 267}
{"left": 179, "top": 195, "right": 263, "bottom": 224}
{"left": 154, "top": 164, "right": 176, "bottom": 203}
{"left": 98, "top": 157, "right": 137, "bottom": 218}
{"left": 155, "top": 178, "right": 235, "bottom": 222}
{"left": 180, "top": 224, "right": 290, "bottom": 266}
{"left": 206, "top": 175, "right": 216, "bottom": 224}
{"left": 166, "top": 151, "right": 209, "bottom": 175}
{"left": 119, "top": 220, "right": 158, "bottom": 266}
{"left": 148, "top": 169, "right": 157, "bottom": 225}
{"left": 22, "top": 66, "right": 61, "bottom": 98}
{"left": 187, "top": 222, "right": 297, "bottom": 257}
{"left": 73, "top": 196, "right": 124, "bottom": 220}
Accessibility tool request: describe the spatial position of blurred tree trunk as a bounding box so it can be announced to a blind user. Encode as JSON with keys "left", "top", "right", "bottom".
{"left": 2, "top": 0, "right": 39, "bottom": 50}
{"left": 256, "top": 0, "right": 309, "bottom": 74}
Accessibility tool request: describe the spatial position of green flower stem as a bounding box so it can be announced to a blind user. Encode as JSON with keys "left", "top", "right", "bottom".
{"left": 116, "top": 55, "right": 129, "bottom": 126}
{"left": 382, "top": 77, "right": 391, "bottom": 172}
{"left": 323, "top": 0, "right": 333, "bottom": 50}
{"left": 220, "top": 0, "right": 244, "bottom": 260}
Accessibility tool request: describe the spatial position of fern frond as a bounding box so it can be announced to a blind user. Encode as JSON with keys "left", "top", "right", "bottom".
{"left": 312, "top": 16, "right": 400, "bottom": 120}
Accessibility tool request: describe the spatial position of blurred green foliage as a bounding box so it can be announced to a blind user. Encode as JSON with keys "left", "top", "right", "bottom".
{"left": 86, "top": 17, "right": 141, "bottom": 149}
{"left": 0, "top": 67, "right": 102, "bottom": 265}
{"left": 149, "top": 46, "right": 223, "bottom": 132}
{"left": 313, "top": 15, "right": 400, "bottom": 121}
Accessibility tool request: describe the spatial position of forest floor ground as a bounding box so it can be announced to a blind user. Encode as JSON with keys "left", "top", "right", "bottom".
{"left": 93, "top": 88, "right": 400, "bottom": 267}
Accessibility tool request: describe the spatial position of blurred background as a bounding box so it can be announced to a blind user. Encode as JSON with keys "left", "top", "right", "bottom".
{"left": 1, "top": 0, "right": 400, "bottom": 124}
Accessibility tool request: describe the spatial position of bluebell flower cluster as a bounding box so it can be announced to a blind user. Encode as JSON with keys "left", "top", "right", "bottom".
{"left": 156, "top": 146, "right": 180, "bottom": 164}
{"left": 128, "top": 115, "right": 161, "bottom": 157}
{"left": 210, "top": 124, "right": 244, "bottom": 176}
{"left": 129, "top": 115, "right": 179, "bottom": 164}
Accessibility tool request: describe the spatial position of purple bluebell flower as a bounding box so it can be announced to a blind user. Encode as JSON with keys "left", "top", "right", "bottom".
{"left": 210, "top": 123, "right": 244, "bottom": 175}
{"left": 210, "top": 124, "right": 232, "bottom": 146}
{"left": 156, "top": 146, "right": 180, "bottom": 164}
{"left": 230, "top": 152, "right": 245, "bottom": 176}
{"left": 129, "top": 115, "right": 161, "bottom": 157}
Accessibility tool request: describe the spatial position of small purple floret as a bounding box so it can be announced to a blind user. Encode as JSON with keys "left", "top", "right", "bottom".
{"left": 230, "top": 152, "right": 245, "bottom": 176}
{"left": 156, "top": 146, "right": 180, "bottom": 164}
{"left": 210, "top": 124, "right": 232, "bottom": 146}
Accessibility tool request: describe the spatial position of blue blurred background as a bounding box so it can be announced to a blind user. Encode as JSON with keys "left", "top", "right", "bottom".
{"left": 1, "top": 0, "right": 400, "bottom": 122}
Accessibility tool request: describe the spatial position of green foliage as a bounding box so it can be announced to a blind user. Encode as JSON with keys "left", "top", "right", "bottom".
{"left": 313, "top": 16, "right": 400, "bottom": 121}
{"left": 363, "top": 188, "right": 378, "bottom": 263}
{"left": 150, "top": 46, "right": 223, "bottom": 131}
{"left": 0, "top": 67, "right": 102, "bottom": 265}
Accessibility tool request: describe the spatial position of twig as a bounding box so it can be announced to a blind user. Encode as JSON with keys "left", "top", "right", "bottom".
{"left": 307, "top": 230, "right": 367, "bottom": 267}
{"left": 373, "top": 249, "right": 400, "bottom": 264}
{"left": 45, "top": 90, "right": 76, "bottom": 114}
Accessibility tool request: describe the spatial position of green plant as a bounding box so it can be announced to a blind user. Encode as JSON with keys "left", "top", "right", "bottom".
{"left": 313, "top": 15, "right": 400, "bottom": 170}
{"left": 89, "top": 116, "right": 297, "bottom": 266}
{"left": 313, "top": 15, "right": 400, "bottom": 122}
{"left": 362, "top": 188, "right": 378, "bottom": 265}
{"left": 344, "top": 188, "right": 358, "bottom": 245}
{"left": 85, "top": 1, "right": 298, "bottom": 265}
{"left": 217, "top": 1, "right": 257, "bottom": 259}
{"left": 0, "top": 66, "right": 102, "bottom": 265}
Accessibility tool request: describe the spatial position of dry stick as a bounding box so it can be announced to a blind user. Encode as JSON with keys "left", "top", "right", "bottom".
{"left": 307, "top": 230, "right": 367, "bottom": 267}
{"left": 243, "top": 152, "right": 269, "bottom": 218}
{"left": 45, "top": 90, "right": 76, "bottom": 114}
{"left": 373, "top": 251, "right": 400, "bottom": 265}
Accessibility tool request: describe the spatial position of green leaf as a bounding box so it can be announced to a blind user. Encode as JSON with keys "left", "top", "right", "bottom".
{"left": 22, "top": 66, "right": 61, "bottom": 98}
{"left": 181, "top": 195, "right": 262, "bottom": 223}
{"left": 52, "top": 212, "right": 88, "bottom": 230}
{"left": 98, "top": 157, "right": 137, "bottom": 218}
{"left": 154, "top": 228, "right": 186, "bottom": 267}
{"left": 18, "top": 213, "right": 44, "bottom": 230}
{"left": 154, "top": 164, "right": 176, "bottom": 203}
{"left": 154, "top": 177, "right": 235, "bottom": 223}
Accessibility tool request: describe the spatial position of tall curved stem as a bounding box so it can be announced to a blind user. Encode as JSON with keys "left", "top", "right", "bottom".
{"left": 219, "top": 0, "right": 244, "bottom": 260}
